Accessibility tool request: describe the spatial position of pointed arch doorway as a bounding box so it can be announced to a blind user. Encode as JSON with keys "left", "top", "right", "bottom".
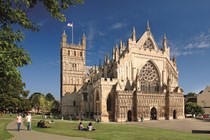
{"left": 173, "top": 110, "right": 177, "bottom": 119}
{"left": 150, "top": 107, "right": 157, "bottom": 120}
{"left": 127, "top": 110, "right": 132, "bottom": 121}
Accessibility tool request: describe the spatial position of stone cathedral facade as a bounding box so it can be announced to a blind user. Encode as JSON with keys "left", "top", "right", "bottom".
{"left": 60, "top": 23, "right": 184, "bottom": 122}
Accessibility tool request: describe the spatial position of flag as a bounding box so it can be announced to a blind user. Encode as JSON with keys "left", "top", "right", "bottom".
{"left": 67, "top": 23, "right": 73, "bottom": 27}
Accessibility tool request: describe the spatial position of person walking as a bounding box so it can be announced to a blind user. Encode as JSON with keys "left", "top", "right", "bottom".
{"left": 25, "top": 112, "right": 32, "bottom": 130}
{"left": 16, "top": 113, "right": 22, "bottom": 131}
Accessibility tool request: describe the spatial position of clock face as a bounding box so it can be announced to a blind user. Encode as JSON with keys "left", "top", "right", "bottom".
{"left": 143, "top": 39, "right": 154, "bottom": 49}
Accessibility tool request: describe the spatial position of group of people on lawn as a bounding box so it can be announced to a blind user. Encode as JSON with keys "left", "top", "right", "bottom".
{"left": 16, "top": 112, "right": 95, "bottom": 132}
{"left": 78, "top": 121, "right": 95, "bottom": 131}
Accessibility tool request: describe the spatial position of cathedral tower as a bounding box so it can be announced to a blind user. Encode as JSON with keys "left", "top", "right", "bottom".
{"left": 60, "top": 30, "right": 86, "bottom": 114}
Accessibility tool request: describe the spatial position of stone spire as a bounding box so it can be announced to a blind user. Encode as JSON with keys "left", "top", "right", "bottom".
{"left": 82, "top": 33, "right": 86, "bottom": 49}
{"left": 98, "top": 59, "right": 102, "bottom": 69}
{"left": 112, "top": 47, "right": 115, "bottom": 60}
{"left": 147, "top": 21, "right": 150, "bottom": 31}
{"left": 115, "top": 44, "right": 119, "bottom": 61}
{"left": 163, "top": 33, "right": 167, "bottom": 51}
{"left": 107, "top": 52, "right": 110, "bottom": 64}
{"left": 120, "top": 40, "right": 123, "bottom": 55}
{"left": 104, "top": 53, "right": 107, "bottom": 65}
{"left": 132, "top": 26, "right": 136, "bottom": 41}
{"left": 61, "top": 30, "right": 67, "bottom": 46}
{"left": 172, "top": 55, "right": 176, "bottom": 66}
{"left": 146, "top": 21, "right": 151, "bottom": 36}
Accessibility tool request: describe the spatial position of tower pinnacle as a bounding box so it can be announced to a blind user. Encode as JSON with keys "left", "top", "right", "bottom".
{"left": 147, "top": 20, "right": 150, "bottom": 31}
{"left": 132, "top": 26, "right": 136, "bottom": 41}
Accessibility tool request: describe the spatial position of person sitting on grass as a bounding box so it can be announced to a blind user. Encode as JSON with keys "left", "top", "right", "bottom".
{"left": 40, "top": 120, "right": 50, "bottom": 128}
{"left": 37, "top": 120, "right": 50, "bottom": 128}
{"left": 87, "top": 122, "right": 95, "bottom": 131}
{"left": 78, "top": 122, "right": 87, "bottom": 131}
{"left": 37, "top": 120, "right": 42, "bottom": 127}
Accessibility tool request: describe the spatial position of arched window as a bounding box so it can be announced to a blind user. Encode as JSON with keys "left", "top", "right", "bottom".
{"left": 74, "top": 51, "right": 76, "bottom": 56}
{"left": 80, "top": 52, "right": 82, "bottom": 57}
{"left": 139, "top": 61, "right": 160, "bottom": 93}
{"left": 68, "top": 50, "right": 70, "bottom": 55}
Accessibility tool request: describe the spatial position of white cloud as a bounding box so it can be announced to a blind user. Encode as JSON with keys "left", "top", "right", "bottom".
{"left": 184, "top": 32, "right": 210, "bottom": 49}
{"left": 169, "top": 31, "right": 210, "bottom": 57}
{"left": 110, "top": 22, "right": 127, "bottom": 30}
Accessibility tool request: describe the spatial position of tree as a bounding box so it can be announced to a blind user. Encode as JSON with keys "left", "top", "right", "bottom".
{"left": 185, "top": 102, "right": 205, "bottom": 115}
{"left": 46, "top": 93, "right": 55, "bottom": 101}
{"left": 0, "top": 0, "right": 84, "bottom": 111}
{"left": 30, "top": 92, "right": 57, "bottom": 113}
{"left": 187, "top": 92, "right": 197, "bottom": 97}
{"left": 30, "top": 93, "right": 43, "bottom": 113}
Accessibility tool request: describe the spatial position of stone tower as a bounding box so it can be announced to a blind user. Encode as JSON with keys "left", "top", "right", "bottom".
{"left": 60, "top": 31, "right": 86, "bottom": 114}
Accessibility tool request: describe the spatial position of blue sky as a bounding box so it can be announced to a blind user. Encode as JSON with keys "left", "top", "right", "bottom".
{"left": 20, "top": 0, "right": 210, "bottom": 100}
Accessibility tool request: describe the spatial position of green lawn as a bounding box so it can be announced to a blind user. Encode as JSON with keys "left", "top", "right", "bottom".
{"left": 31, "top": 119, "right": 210, "bottom": 140}
{"left": 0, "top": 113, "right": 17, "bottom": 140}
{"left": 0, "top": 119, "right": 13, "bottom": 140}
{"left": 1, "top": 113, "right": 209, "bottom": 140}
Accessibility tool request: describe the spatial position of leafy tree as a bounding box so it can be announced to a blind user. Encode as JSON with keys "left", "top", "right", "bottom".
{"left": 46, "top": 93, "right": 55, "bottom": 101}
{"left": 0, "top": 0, "right": 83, "bottom": 111}
{"left": 187, "top": 92, "right": 197, "bottom": 97}
{"left": 185, "top": 102, "right": 205, "bottom": 115}
{"left": 51, "top": 100, "right": 61, "bottom": 115}
{"left": 29, "top": 92, "right": 41, "bottom": 100}
{"left": 39, "top": 94, "right": 47, "bottom": 113}
{"left": 30, "top": 93, "right": 43, "bottom": 112}
{"left": 30, "top": 92, "right": 57, "bottom": 113}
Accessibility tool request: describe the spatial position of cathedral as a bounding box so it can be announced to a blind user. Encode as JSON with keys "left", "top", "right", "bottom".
{"left": 60, "top": 23, "right": 185, "bottom": 122}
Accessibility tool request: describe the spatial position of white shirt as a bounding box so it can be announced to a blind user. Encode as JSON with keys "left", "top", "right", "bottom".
{"left": 26, "top": 115, "right": 32, "bottom": 122}
{"left": 88, "top": 125, "right": 93, "bottom": 131}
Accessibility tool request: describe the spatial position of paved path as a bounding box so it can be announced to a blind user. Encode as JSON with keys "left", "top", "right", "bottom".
{"left": 127, "top": 118, "right": 210, "bottom": 133}
{"left": 6, "top": 120, "right": 91, "bottom": 140}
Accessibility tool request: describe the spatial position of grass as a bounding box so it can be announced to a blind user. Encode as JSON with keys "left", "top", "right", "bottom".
{"left": 0, "top": 114, "right": 15, "bottom": 140}
{"left": 1, "top": 114, "right": 210, "bottom": 140}
{"left": 31, "top": 119, "right": 210, "bottom": 140}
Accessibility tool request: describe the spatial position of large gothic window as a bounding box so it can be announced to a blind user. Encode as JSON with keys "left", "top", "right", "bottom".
{"left": 139, "top": 61, "right": 160, "bottom": 93}
{"left": 143, "top": 39, "right": 154, "bottom": 49}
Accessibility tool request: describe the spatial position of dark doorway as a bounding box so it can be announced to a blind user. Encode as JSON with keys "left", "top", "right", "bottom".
{"left": 173, "top": 110, "right": 177, "bottom": 119}
{"left": 107, "top": 94, "right": 111, "bottom": 111}
{"left": 127, "top": 110, "right": 132, "bottom": 121}
{"left": 150, "top": 107, "right": 157, "bottom": 120}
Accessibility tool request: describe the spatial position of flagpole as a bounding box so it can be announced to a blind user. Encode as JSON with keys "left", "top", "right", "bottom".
{"left": 72, "top": 22, "right": 73, "bottom": 44}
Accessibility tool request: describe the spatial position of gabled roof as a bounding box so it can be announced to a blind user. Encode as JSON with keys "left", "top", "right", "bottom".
{"left": 136, "top": 27, "right": 160, "bottom": 51}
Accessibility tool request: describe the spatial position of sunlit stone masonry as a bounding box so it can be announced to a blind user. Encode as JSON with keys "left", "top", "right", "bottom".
{"left": 60, "top": 23, "right": 184, "bottom": 122}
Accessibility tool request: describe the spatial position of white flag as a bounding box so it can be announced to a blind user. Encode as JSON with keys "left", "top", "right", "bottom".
{"left": 67, "top": 23, "right": 73, "bottom": 27}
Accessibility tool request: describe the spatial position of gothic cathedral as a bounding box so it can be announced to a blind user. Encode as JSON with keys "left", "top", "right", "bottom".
{"left": 60, "top": 23, "right": 184, "bottom": 122}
